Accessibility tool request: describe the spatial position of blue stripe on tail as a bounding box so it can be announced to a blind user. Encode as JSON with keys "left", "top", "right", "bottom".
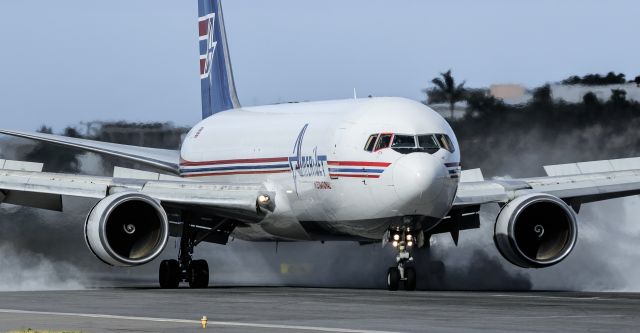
{"left": 198, "top": 0, "right": 240, "bottom": 119}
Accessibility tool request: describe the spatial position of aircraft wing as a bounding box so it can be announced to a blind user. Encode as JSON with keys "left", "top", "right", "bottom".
{"left": 0, "top": 167, "right": 273, "bottom": 221}
{"left": 454, "top": 157, "right": 640, "bottom": 209}
{"left": 0, "top": 129, "right": 180, "bottom": 174}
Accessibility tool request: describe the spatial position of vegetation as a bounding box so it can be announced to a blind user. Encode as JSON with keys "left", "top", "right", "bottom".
{"left": 561, "top": 72, "right": 627, "bottom": 85}
{"left": 447, "top": 77, "right": 640, "bottom": 177}
{"left": 424, "top": 70, "right": 467, "bottom": 119}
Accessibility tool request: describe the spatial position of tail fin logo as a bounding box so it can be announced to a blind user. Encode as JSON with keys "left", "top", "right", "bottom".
{"left": 199, "top": 13, "right": 218, "bottom": 80}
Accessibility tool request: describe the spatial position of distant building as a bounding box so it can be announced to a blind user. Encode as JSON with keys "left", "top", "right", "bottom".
{"left": 489, "top": 84, "right": 530, "bottom": 104}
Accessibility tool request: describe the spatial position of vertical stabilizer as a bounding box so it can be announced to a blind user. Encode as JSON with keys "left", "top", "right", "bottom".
{"left": 198, "top": 0, "right": 240, "bottom": 119}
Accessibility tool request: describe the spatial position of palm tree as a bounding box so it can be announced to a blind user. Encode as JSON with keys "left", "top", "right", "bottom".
{"left": 429, "top": 70, "right": 466, "bottom": 119}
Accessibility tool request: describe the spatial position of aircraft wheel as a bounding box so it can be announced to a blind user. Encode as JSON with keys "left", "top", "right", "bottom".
{"left": 404, "top": 267, "right": 417, "bottom": 291}
{"left": 387, "top": 267, "right": 400, "bottom": 291}
{"left": 159, "top": 259, "right": 180, "bottom": 289}
{"left": 189, "top": 259, "right": 209, "bottom": 289}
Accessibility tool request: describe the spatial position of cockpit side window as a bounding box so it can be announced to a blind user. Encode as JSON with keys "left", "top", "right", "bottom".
{"left": 364, "top": 134, "right": 378, "bottom": 152}
{"left": 374, "top": 134, "right": 393, "bottom": 151}
{"left": 435, "top": 134, "right": 455, "bottom": 153}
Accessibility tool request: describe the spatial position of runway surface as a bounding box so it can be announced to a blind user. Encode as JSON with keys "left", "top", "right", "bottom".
{"left": 0, "top": 287, "right": 639, "bottom": 332}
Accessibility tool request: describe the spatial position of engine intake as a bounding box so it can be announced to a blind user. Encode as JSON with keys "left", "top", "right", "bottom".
{"left": 494, "top": 193, "right": 578, "bottom": 268}
{"left": 85, "top": 192, "right": 169, "bottom": 266}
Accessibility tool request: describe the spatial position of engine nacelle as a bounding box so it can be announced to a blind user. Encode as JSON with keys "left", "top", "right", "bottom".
{"left": 85, "top": 192, "right": 169, "bottom": 267}
{"left": 494, "top": 193, "right": 578, "bottom": 268}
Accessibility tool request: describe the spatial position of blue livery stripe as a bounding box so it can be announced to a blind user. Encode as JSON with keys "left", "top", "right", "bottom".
{"left": 181, "top": 163, "right": 290, "bottom": 173}
{"left": 199, "top": 39, "right": 208, "bottom": 55}
{"left": 327, "top": 168, "right": 384, "bottom": 174}
{"left": 289, "top": 155, "right": 328, "bottom": 162}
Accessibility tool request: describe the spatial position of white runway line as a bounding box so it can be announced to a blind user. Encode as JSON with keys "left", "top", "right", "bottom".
{"left": 495, "top": 314, "right": 625, "bottom": 320}
{"left": 0, "top": 309, "right": 402, "bottom": 333}
{"left": 489, "top": 294, "right": 604, "bottom": 301}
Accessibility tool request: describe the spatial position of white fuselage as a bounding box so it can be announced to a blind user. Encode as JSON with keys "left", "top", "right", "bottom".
{"left": 179, "top": 97, "right": 461, "bottom": 241}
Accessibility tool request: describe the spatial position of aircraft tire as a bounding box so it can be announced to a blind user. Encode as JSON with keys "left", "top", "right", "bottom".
{"left": 189, "top": 259, "right": 209, "bottom": 289}
{"left": 159, "top": 259, "right": 180, "bottom": 289}
{"left": 404, "top": 267, "right": 417, "bottom": 291}
{"left": 387, "top": 267, "right": 400, "bottom": 291}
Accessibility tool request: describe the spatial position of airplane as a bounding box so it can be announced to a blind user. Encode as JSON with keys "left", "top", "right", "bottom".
{"left": 2, "top": 0, "right": 640, "bottom": 291}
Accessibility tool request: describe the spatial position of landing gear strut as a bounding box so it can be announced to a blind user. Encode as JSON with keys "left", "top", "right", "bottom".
{"left": 159, "top": 223, "right": 209, "bottom": 289}
{"left": 386, "top": 227, "right": 417, "bottom": 291}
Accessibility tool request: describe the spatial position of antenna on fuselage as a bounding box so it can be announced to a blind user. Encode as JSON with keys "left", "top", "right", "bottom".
{"left": 353, "top": 88, "right": 358, "bottom": 100}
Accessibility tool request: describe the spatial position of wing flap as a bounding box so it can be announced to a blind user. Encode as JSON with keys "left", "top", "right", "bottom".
{"left": 1, "top": 159, "right": 44, "bottom": 172}
{"left": 525, "top": 169, "right": 640, "bottom": 204}
{"left": 1, "top": 191, "right": 62, "bottom": 211}
{"left": 460, "top": 168, "right": 484, "bottom": 182}
{"left": 455, "top": 161, "right": 640, "bottom": 207}
{"left": 0, "top": 169, "right": 109, "bottom": 200}
{"left": 544, "top": 157, "right": 640, "bottom": 176}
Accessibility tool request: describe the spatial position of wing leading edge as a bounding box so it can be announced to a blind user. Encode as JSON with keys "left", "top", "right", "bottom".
{"left": 0, "top": 129, "right": 180, "bottom": 174}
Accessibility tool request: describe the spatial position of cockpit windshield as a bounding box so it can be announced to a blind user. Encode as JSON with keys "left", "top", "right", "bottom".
{"left": 364, "top": 133, "right": 454, "bottom": 154}
{"left": 417, "top": 135, "right": 439, "bottom": 151}
{"left": 391, "top": 135, "right": 416, "bottom": 148}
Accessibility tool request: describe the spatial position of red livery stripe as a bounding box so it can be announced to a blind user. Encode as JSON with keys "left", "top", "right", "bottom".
{"left": 327, "top": 161, "right": 391, "bottom": 167}
{"left": 181, "top": 157, "right": 289, "bottom": 167}
{"left": 329, "top": 173, "right": 381, "bottom": 179}
{"left": 183, "top": 169, "right": 291, "bottom": 178}
{"left": 199, "top": 20, "right": 209, "bottom": 37}
{"left": 199, "top": 58, "right": 206, "bottom": 75}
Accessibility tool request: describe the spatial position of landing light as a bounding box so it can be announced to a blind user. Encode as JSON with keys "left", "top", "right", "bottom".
{"left": 393, "top": 234, "right": 400, "bottom": 241}
{"left": 407, "top": 241, "right": 413, "bottom": 247}
{"left": 406, "top": 234, "right": 413, "bottom": 241}
{"left": 392, "top": 241, "right": 399, "bottom": 248}
{"left": 258, "top": 194, "right": 271, "bottom": 205}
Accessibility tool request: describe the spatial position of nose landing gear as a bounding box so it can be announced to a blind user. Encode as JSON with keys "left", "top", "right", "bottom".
{"left": 385, "top": 228, "right": 417, "bottom": 291}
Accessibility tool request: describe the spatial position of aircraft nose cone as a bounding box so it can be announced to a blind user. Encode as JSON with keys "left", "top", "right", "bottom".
{"left": 393, "top": 153, "right": 447, "bottom": 204}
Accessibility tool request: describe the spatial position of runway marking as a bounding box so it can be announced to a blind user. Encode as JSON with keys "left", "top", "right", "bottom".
{"left": 490, "top": 294, "right": 603, "bottom": 301}
{"left": 0, "top": 309, "right": 403, "bottom": 333}
{"left": 494, "top": 314, "right": 625, "bottom": 320}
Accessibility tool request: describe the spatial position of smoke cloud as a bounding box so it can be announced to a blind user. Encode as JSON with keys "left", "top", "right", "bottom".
{"left": 0, "top": 244, "right": 85, "bottom": 291}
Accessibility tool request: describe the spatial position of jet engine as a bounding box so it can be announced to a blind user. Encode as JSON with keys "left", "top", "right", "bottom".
{"left": 494, "top": 193, "right": 578, "bottom": 268}
{"left": 85, "top": 192, "right": 169, "bottom": 266}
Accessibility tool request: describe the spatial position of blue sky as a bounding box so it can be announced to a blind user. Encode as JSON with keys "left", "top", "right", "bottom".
{"left": 0, "top": 0, "right": 638, "bottom": 131}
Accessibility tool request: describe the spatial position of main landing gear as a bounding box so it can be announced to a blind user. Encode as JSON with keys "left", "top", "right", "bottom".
{"left": 386, "top": 227, "right": 417, "bottom": 291}
{"left": 159, "top": 223, "right": 209, "bottom": 289}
